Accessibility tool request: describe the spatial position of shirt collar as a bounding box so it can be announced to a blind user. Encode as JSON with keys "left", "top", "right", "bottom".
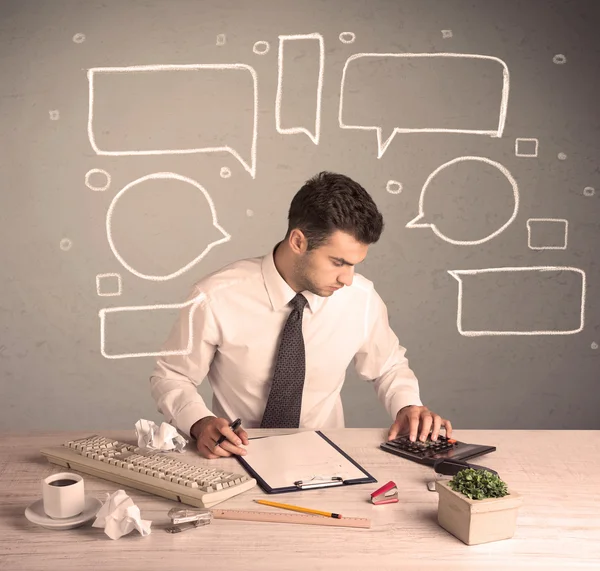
{"left": 261, "top": 243, "right": 324, "bottom": 313}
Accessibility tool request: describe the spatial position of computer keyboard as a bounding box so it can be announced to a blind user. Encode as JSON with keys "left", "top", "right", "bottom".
{"left": 40, "top": 435, "right": 257, "bottom": 508}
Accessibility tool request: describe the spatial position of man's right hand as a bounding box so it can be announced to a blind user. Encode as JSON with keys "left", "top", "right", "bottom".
{"left": 190, "top": 416, "right": 249, "bottom": 459}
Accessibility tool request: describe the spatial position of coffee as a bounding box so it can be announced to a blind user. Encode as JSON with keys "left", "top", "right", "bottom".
{"left": 49, "top": 478, "right": 78, "bottom": 487}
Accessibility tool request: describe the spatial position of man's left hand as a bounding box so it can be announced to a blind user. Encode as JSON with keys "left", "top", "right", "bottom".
{"left": 387, "top": 405, "right": 452, "bottom": 442}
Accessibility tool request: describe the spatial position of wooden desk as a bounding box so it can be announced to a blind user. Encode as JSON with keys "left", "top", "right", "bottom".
{"left": 1, "top": 429, "right": 599, "bottom": 570}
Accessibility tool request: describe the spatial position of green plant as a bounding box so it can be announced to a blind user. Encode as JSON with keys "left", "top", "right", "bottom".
{"left": 448, "top": 468, "right": 509, "bottom": 500}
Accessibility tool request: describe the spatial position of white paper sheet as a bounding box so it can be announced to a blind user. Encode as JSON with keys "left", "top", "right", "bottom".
{"left": 241, "top": 431, "right": 367, "bottom": 490}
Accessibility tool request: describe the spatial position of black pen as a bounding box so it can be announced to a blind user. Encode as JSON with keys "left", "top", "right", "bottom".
{"left": 214, "top": 418, "right": 242, "bottom": 448}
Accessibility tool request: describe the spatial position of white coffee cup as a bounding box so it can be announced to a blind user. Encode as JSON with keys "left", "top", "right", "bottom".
{"left": 42, "top": 472, "right": 85, "bottom": 519}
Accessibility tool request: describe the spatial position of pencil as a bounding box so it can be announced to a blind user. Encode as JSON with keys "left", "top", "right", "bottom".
{"left": 254, "top": 499, "right": 342, "bottom": 519}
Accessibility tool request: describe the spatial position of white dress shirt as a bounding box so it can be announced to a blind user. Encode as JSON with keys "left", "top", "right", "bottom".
{"left": 150, "top": 247, "right": 423, "bottom": 437}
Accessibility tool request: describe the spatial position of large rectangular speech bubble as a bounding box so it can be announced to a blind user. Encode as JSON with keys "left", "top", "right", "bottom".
{"left": 99, "top": 297, "right": 204, "bottom": 359}
{"left": 88, "top": 64, "right": 258, "bottom": 177}
{"left": 339, "top": 53, "right": 509, "bottom": 158}
{"left": 449, "top": 266, "right": 586, "bottom": 336}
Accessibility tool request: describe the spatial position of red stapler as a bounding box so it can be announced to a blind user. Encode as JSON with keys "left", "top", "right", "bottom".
{"left": 370, "top": 481, "right": 398, "bottom": 505}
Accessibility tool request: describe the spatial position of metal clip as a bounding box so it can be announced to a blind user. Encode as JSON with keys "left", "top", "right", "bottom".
{"left": 165, "top": 507, "right": 212, "bottom": 533}
{"left": 294, "top": 476, "right": 344, "bottom": 490}
{"left": 370, "top": 480, "right": 398, "bottom": 505}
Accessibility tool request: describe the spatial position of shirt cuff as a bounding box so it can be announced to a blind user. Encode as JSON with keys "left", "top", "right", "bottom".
{"left": 389, "top": 392, "right": 423, "bottom": 420}
{"left": 175, "top": 403, "right": 216, "bottom": 438}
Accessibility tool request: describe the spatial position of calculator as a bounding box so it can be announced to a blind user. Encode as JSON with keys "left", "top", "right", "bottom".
{"left": 379, "top": 433, "right": 496, "bottom": 466}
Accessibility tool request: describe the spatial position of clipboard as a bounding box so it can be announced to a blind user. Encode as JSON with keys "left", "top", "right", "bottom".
{"left": 235, "top": 430, "right": 377, "bottom": 494}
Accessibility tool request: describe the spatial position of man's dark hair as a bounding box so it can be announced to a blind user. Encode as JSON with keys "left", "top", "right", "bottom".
{"left": 286, "top": 171, "right": 384, "bottom": 250}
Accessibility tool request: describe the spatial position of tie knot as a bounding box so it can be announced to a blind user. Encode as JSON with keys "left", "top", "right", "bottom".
{"left": 289, "top": 293, "right": 308, "bottom": 312}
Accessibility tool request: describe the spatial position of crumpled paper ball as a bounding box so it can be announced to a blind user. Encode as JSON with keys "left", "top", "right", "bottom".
{"left": 92, "top": 490, "right": 152, "bottom": 540}
{"left": 134, "top": 419, "right": 187, "bottom": 452}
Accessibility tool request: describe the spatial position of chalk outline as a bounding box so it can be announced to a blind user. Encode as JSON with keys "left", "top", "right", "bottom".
{"left": 339, "top": 53, "right": 510, "bottom": 158}
{"left": 515, "top": 137, "right": 538, "bottom": 157}
{"left": 216, "top": 34, "right": 226, "bottom": 46}
{"left": 339, "top": 32, "right": 356, "bottom": 44}
{"left": 87, "top": 64, "right": 258, "bottom": 178}
{"left": 406, "top": 156, "right": 519, "bottom": 245}
{"left": 526, "top": 218, "right": 568, "bottom": 250}
{"left": 85, "top": 168, "right": 111, "bottom": 191}
{"left": 49, "top": 110, "right": 60, "bottom": 120}
{"left": 583, "top": 187, "right": 595, "bottom": 197}
{"left": 448, "top": 266, "right": 586, "bottom": 336}
{"left": 253, "top": 41, "right": 270, "bottom": 55}
{"left": 386, "top": 180, "right": 402, "bottom": 194}
{"left": 99, "top": 295, "right": 205, "bottom": 359}
{"left": 106, "top": 172, "right": 230, "bottom": 281}
{"left": 96, "top": 273, "right": 122, "bottom": 296}
{"left": 275, "top": 33, "right": 324, "bottom": 145}
{"left": 60, "top": 238, "right": 72, "bottom": 251}
{"left": 441, "top": 30, "right": 453, "bottom": 38}
{"left": 220, "top": 167, "right": 232, "bottom": 179}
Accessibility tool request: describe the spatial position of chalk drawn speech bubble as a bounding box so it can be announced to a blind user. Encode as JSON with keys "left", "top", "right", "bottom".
{"left": 88, "top": 64, "right": 258, "bottom": 178}
{"left": 339, "top": 53, "right": 509, "bottom": 158}
{"left": 106, "top": 172, "right": 230, "bottom": 281}
{"left": 99, "top": 295, "right": 205, "bottom": 359}
{"left": 448, "top": 266, "right": 586, "bottom": 336}
{"left": 276, "top": 33, "right": 324, "bottom": 145}
{"left": 406, "top": 156, "right": 519, "bottom": 245}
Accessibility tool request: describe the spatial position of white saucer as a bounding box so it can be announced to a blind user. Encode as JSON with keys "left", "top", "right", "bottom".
{"left": 25, "top": 495, "right": 103, "bottom": 530}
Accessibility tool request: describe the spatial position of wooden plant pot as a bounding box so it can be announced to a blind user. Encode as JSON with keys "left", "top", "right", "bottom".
{"left": 435, "top": 479, "right": 523, "bottom": 545}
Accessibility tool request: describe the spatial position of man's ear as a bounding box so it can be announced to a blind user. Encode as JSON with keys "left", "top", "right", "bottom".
{"left": 289, "top": 229, "right": 308, "bottom": 254}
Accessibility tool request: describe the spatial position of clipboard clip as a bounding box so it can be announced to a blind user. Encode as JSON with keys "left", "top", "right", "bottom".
{"left": 294, "top": 476, "right": 344, "bottom": 490}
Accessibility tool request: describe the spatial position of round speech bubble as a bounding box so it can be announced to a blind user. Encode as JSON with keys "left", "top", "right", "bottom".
{"left": 106, "top": 172, "right": 230, "bottom": 281}
{"left": 405, "top": 156, "right": 519, "bottom": 245}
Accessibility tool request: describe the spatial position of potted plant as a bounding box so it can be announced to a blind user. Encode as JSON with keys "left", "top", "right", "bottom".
{"left": 435, "top": 468, "right": 522, "bottom": 545}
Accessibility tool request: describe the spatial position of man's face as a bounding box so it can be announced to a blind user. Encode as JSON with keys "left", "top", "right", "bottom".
{"left": 294, "top": 230, "right": 369, "bottom": 297}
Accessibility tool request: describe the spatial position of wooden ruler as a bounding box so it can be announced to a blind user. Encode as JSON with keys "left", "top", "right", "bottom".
{"left": 211, "top": 508, "right": 371, "bottom": 529}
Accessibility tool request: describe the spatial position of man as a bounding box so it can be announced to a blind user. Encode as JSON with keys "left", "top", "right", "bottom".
{"left": 150, "top": 171, "right": 452, "bottom": 459}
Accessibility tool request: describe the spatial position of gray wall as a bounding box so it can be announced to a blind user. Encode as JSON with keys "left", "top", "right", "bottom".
{"left": 1, "top": 0, "right": 599, "bottom": 433}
